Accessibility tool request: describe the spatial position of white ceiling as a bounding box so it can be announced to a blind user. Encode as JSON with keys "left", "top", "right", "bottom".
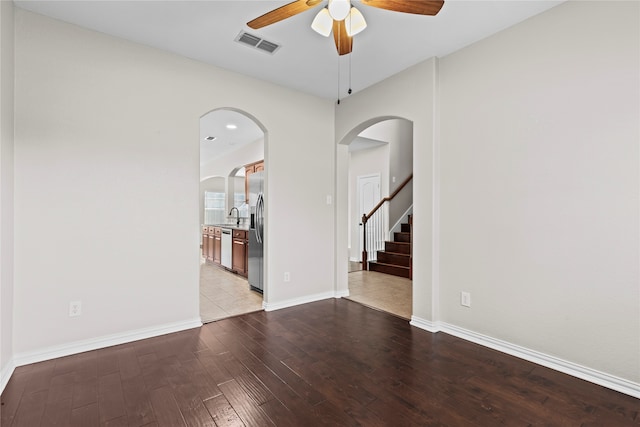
{"left": 14, "top": 0, "right": 564, "bottom": 162}
{"left": 15, "top": 0, "right": 564, "bottom": 101}
{"left": 199, "top": 110, "right": 264, "bottom": 166}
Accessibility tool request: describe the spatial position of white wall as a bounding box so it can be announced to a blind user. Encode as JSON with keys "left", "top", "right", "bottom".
{"left": 13, "top": 9, "right": 336, "bottom": 360}
{"left": 0, "top": 0, "right": 15, "bottom": 390}
{"left": 360, "top": 119, "right": 413, "bottom": 194}
{"left": 438, "top": 1, "right": 639, "bottom": 383}
{"left": 336, "top": 0, "right": 640, "bottom": 388}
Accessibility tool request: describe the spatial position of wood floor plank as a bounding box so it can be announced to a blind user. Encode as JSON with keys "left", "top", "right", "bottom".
{"left": 230, "top": 342, "right": 334, "bottom": 424}
{"left": 0, "top": 368, "right": 30, "bottom": 425}
{"left": 195, "top": 350, "right": 234, "bottom": 387}
{"left": 117, "top": 347, "right": 142, "bottom": 381}
{"left": 97, "top": 347, "right": 121, "bottom": 377}
{"left": 121, "top": 377, "right": 156, "bottom": 426}
{"left": 170, "top": 383, "right": 217, "bottom": 427}
{"left": 46, "top": 371, "right": 76, "bottom": 404}
{"left": 170, "top": 357, "right": 222, "bottom": 402}
{"left": 2, "top": 298, "right": 637, "bottom": 427}
{"left": 217, "top": 379, "right": 275, "bottom": 426}
{"left": 22, "top": 360, "right": 56, "bottom": 395}
{"left": 149, "top": 386, "right": 187, "bottom": 427}
{"left": 98, "top": 372, "right": 127, "bottom": 423}
{"left": 10, "top": 389, "right": 48, "bottom": 427}
{"left": 70, "top": 402, "right": 99, "bottom": 427}
{"left": 104, "top": 414, "right": 130, "bottom": 426}
{"left": 41, "top": 396, "right": 73, "bottom": 426}
{"left": 72, "top": 377, "right": 98, "bottom": 409}
{"left": 280, "top": 355, "right": 382, "bottom": 425}
{"left": 202, "top": 394, "right": 243, "bottom": 427}
{"left": 160, "top": 354, "right": 218, "bottom": 427}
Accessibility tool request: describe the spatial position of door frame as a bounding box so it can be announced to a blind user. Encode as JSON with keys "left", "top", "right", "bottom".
{"left": 356, "top": 173, "right": 381, "bottom": 262}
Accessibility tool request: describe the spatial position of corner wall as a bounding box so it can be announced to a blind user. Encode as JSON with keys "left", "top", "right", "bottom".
{"left": 438, "top": 0, "right": 639, "bottom": 384}
{"left": 0, "top": 0, "right": 16, "bottom": 391}
{"left": 336, "top": 0, "right": 639, "bottom": 394}
{"left": 13, "top": 9, "right": 335, "bottom": 362}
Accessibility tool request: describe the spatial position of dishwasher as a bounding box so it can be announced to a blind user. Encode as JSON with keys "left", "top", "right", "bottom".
{"left": 221, "top": 228, "right": 232, "bottom": 269}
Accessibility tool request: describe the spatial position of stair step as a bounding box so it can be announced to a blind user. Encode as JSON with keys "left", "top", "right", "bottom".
{"left": 368, "top": 261, "right": 411, "bottom": 279}
{"left": 394, "top": 231, "right": 411, "bottom": 243}
{"left": 376, "top": 251, "right": 410, "bottom": 267}
{"left": 385, "top": 241, "right": 410, "bottom": 254}
{"left": 401, "top": 223, "right": 411, "bottom": 233}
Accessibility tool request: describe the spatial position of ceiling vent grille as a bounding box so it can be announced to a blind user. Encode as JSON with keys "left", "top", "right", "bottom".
{"left": 235, "top": 31, "right": 281, "bottom": 55}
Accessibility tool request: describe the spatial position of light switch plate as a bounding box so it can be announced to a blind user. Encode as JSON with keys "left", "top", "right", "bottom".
{"left": 461, "top": 292, "right": 471, "bottom": 307}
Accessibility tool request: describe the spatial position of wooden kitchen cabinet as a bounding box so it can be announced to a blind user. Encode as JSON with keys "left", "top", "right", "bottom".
{"left": 213, "top": 227, "right": 221, "bottom": 265}
{"left": 245, "top": 160, "right": 264, "bottom": 203}
{"left": 232, "top": 229, "right": 247, "bottom": 277}
{"left": 207, "top": 227, "right": 215, "bottom": 262}
{"left": 203, "top": 226, "right": 247, "bottom": 278}
{"left": 202, "top": 226, "right": 208, "bottom": 259}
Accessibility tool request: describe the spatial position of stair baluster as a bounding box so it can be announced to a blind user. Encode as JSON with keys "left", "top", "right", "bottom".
{"left": 361, "top": 175, "right": 413, "bottom": 276}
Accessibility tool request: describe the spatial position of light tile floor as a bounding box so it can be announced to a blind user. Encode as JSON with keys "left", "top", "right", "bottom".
{"left": 345, "top": 270, "right": 412, "bottom": 320}
{"left": 200, "top": 260, "right": 263, "bottom": 323}
{"left": 200, "top": 259, "right": 411, "bottom": 323}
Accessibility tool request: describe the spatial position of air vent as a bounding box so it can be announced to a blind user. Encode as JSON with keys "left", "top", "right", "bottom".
{"left": 235, "top": 31, "right": 281, "bottom": 55}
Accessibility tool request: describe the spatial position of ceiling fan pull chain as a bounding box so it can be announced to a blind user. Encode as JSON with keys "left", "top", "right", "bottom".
{"left": 348, "top": 49, "right": 352, "bottom": 95}
{"left": 337, "top": 25, "right": 342, "bottom": 105}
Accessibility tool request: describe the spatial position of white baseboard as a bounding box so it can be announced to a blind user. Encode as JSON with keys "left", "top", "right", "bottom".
{"left": 12, "top": 318, "right": 202, "bottom": 369}
{"left": 410, "top": 316, "right": 640, "bottom": 399}
{"left": 334, "top": 289, "right": 350, "bottom": 298}
{"left": 263, "top": 291, "right": 338, "bottom": 312}
{"left": 0, "top": 358, "right": 16, "bottom": 394}
{"left": 410, "top": 315, "right": 439, "bottom": 332}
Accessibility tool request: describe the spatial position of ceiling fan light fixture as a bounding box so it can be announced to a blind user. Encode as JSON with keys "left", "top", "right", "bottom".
{"left": 345, "top": 7, "right": 367, "bottom": 37}
{"left": 328, "top": 0, "right": 351, "bottom": 21}
{"left": 311, "top": 8, "right": 333, "bottom": 37}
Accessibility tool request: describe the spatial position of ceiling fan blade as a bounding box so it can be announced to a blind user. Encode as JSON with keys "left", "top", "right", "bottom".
{"left": 360, "top": 0, "right": 444, "bottom": 15}
{"left": 333, "top": 20, "right": 353, "bottom": 55}
{"left": 247, "top": 0, "right": 323, "bottom": 29}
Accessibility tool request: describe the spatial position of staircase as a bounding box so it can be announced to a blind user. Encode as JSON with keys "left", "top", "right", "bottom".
{"left": 368, "top": 216, "right": 411, "bottom": 279}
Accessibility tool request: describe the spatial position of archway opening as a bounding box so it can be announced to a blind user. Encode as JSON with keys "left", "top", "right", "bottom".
{"left": 198, "top": 108, "right": 266, "bottom": 323}
{"left": 340, "top": 117, "right": 414, "bottom": 320}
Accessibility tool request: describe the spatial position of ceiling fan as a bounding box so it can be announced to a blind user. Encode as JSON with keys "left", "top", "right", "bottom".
{"left": 247, "top": 0, "right": 445, "bottom": 56}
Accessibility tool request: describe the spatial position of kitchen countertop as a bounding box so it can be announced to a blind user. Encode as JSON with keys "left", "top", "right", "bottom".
{"left": 204, "top": 224, "right": 249, "bottom": 231}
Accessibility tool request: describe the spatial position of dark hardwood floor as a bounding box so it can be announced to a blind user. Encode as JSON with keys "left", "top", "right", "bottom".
{"left": 1, "top": 298, "right": 638, "bottom": 426}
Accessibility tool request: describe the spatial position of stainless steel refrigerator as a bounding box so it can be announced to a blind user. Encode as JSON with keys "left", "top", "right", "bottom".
{"left": 248, "top": 171, "right": 264, "bottom": 293}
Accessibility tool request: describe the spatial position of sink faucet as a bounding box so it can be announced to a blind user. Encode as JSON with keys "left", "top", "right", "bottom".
{"left": 229, "top": 207, "right": 240, "bottom": 226}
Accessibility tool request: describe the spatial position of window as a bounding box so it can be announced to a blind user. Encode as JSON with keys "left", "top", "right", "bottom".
{"left": 204, "top": 191, "right": 225, "bottom": 224}
{"left": 233, "top": 192, "right": 249, "bottom": 217}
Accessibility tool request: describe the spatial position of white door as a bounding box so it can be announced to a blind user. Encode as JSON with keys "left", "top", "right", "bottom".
{"left": 357, "top": 174, "right": 381, "bottom": 262}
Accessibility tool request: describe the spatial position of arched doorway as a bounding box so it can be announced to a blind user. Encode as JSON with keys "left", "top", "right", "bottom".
{"left": 199, "top": 108, "right": 266, "bottom": 323}
{"left": 340, "top": 117, "right": 414, "bottom": 320}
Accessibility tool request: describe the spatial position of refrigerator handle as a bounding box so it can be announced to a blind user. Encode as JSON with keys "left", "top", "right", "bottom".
{"left": 256, "top": 193, "right": 264, "bottom": 244}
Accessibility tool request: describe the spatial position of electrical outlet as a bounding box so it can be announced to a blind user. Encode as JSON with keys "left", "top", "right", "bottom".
{"left": 284, "top": 272, "right": 291, "bottom": 282}
{"left": 460, "top": 292, "right": 471, "bottom": 307}
{"left": 69, "top": 301, "right": 82, "bottom": 317}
